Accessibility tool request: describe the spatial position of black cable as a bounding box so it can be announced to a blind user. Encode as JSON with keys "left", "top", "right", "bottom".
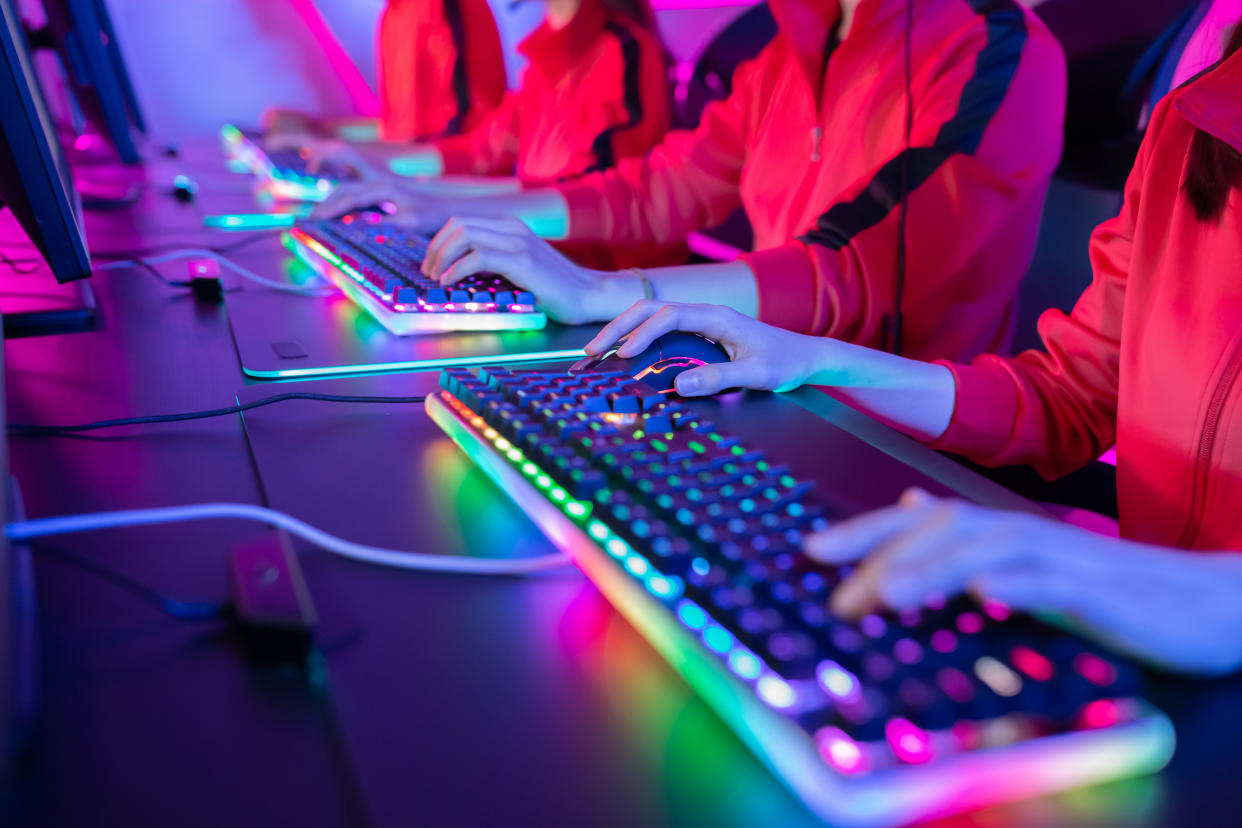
{"left": 9, "top": 392, "right": 428, "bottom": 435}
{"left": 128, "top": 257, "right": 192, "bottom": 287}
{"left": 0, "top": 250, "right": 42, "bottom": 275}
{"left": 893, "top": 0, "right": 914, "bottom": 356}
{"left": 36, "top": 545, "right": 229, "bottom": 621}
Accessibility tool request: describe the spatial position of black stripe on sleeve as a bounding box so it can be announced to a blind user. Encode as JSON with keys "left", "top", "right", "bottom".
{"left": 799, "top": 0, "right": 1028, "bottom": 251}
{"left": 441, "top": 0, "right": 472, "bottom": 136}
{"left": 585, "top": 22, "right": 645, "bottom": 173}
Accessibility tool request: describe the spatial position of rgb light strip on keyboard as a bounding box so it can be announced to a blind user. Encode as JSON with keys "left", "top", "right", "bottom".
{"left": 283, "top": 223, "right": 547, "bottom": 335}
{"left": 427, "top": 366, "right": 1175, "bottom": 827}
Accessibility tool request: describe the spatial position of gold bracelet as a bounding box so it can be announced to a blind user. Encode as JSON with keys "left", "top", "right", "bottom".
{"left": 629, "top": 267, "right": 654, "bottom": 301}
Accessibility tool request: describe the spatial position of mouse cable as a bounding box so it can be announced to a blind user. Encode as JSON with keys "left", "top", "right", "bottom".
{"left": 6, "top": 502, "right": 572, "bottom": 576}
{"left": 8, "top": 391, "right": 429, "bottom": 434}
{"left": 35, "top": 544, "right": 228, "bottom": 620}
{"left": 95, "top": 249, "right": 334, "bottom": 296}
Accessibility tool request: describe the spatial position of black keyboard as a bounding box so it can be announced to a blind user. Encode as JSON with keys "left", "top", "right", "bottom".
{"left": 427, "top": 366, "right": 1175, "bottom": 826}
{"left": 285, "top": 216, "right": 545, "bottom": 335}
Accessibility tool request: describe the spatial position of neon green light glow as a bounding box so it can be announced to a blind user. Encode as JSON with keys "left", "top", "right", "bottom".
{"left": 522, "top": 463, "right": 539, "bottom": 477}
{"left": 204, "top": 213, "right": 299, "bottom": 230}
{"left": 535, "top": 474, "right": 552, "bottom": 489}
{"left": 551, "top": 488, "right": 568, "bottom": 502}
{"left": 588, "top": 521, "right": 610, "bottom": 541}
{"left": 624, "top": 556, "right": 650, "bottom": 577}
{"left": 567, "top": 502, "right": 588, "bottom": 518}
{"left": 507, "top": 449, "right": 523, "bottom": 462}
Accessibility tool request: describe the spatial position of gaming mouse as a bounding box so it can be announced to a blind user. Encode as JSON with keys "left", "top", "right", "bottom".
{"left": 570, "top": 332, "right": 730, "bottom": 392}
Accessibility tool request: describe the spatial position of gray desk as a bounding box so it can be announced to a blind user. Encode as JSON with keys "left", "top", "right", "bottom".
{"left": 3, "top": 143, "right": 1242, "bottom": 828}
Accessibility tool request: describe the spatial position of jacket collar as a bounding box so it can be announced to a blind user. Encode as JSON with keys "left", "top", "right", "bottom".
{"left": 769, "top": 0, "right": 906, "bottom": 96}
{"left": 519, "top": 0, "right": 610, "bottom": 80}
{"left": 769, "top": 0, "right": 843, "bottom": 90}
{"left": 1174, "top": 45, "right": 1242, "bottom": 153}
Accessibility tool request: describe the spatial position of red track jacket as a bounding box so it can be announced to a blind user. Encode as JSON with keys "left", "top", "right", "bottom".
{"left": 433, "top": 0, "right": 675, "bottom": 268}
{"left": 930, "top": 48, "right": 1242, "bottom": 551}
{"left": 433, "top": 0, "right": 670, "bottom": 184}
{"left": 554, "top": 0, "right": 1066, "bottom": 362}
{"left": 378, "top": 0, "right": 506, "bottom": 141}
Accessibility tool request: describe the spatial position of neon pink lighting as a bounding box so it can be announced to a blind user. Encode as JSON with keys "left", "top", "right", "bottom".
{"left": 886, "top": 719, "right": 933, "bottom": 764}
{"left": 1011, "top": 646, "right": 1054, "bottom": 682}
{"left": 1079, "top": 700, "right": 1123, "bottom": 730}
{"left": 982, "top": 599, "right": 1011, "bottom": 621}
{"left": 816, "top": 727, "right": 866, "bottom": 774}
{"left": 956, "top": 612, "right": 984, "bottom": 634}
{"left": 686, "top": 231, "right": 745, "bottom": 262}
{"left": 1074, "top": 653, "right": 1119, "bottom": 687}
{"left": 930, "top": 630, "right": 957, "bottom": 653}
{"left": 285, "top": 0, "right": 380, "bottom": 116}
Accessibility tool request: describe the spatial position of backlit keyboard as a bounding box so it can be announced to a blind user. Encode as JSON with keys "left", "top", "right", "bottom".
{"left": 427, "top": 366, "right": 1175, "bottom": 827}
{"left": 285, "top": 215, "right": 545, "bottom": 335}
{"left": 220, "top": 124, "right": 358, "bottom": 202}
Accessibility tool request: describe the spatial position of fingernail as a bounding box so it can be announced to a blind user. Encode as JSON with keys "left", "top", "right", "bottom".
{"left": 676, "top": 373, "right": 701, "bottom": 395}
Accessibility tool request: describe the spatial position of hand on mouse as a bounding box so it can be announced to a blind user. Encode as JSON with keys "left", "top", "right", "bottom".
{"left": 421, "top": 216, "right": 645, "bottom": 325}
{"left": 804, "top": 487, "right": 1242, "bottom": 675}
{"left": 585, "top": 301, "right": 828, "bottom": 396}
{"left": 310, "top": 178, "right": 452, "bottom": 231}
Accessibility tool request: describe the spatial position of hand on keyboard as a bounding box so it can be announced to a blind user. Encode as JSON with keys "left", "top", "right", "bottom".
{"left": 312, "top": 179, "right": 449, "bottom": 229}
{"left": 422, "top": 216, "right": 645, "bottom": 325}
{"left": 806, "top": 487, "right": 1242, "bottom": 676}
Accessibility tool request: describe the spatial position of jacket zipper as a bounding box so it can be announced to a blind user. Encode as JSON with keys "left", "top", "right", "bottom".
{"left": 1178, "top": 334, "right": 1242, "bottom": 548}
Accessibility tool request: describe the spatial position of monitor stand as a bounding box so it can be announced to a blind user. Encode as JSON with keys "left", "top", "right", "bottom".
{"left": 0, "top": 278, "right": 96, "bottom": 338}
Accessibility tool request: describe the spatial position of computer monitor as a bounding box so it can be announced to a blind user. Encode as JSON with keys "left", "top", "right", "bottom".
{"left": 0, "top": 0, "right": 95, "bottom": 332}
{"left": 37, "top": 0, "right": 141, "bottom": 163}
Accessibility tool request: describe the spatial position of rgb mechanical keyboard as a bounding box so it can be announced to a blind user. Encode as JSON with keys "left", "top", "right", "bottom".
{"left": 284, "top": 215, "right": 546, "bottom": 335}
{"left": 427, "top": 367, "right": 1175, "bottom": 827}
{"left": 220, "top": 124, "right": 358, "bottom": 201}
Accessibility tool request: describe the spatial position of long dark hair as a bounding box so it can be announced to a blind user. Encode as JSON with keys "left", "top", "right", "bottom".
{"left": 1183, "top": 23, "right": 1242, "bottom": 223}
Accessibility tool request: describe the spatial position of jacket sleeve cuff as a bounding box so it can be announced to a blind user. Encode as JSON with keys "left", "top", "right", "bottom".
{"left": 555, "top": 179, "right": 611, "bottom": 241}
{"left": 740, "top": 243, "right": 818, "bottom": 333}
{"left": 924, "top": 358, "right": 1019, "bottom": 459}
{"left": 431, "top": 138, "right": 475, "bottom": 175}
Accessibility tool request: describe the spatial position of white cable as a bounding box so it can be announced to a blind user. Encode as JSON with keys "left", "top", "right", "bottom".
{"left": 96, "top": 249, "right": 334, "bottom": 295}
{"left": 5, "top": 502, "right": 572, "bottom": 576}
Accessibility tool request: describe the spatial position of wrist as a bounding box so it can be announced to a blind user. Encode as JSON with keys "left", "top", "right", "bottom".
{"left": 587, "top": 269, "right": 646, "bottom": 322}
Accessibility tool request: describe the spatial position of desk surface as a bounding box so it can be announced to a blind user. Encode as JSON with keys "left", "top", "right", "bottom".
{"left": 3, "top": 146, "right": 1242, "bottom": 828}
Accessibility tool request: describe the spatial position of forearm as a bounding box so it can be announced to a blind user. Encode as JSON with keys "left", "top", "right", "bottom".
{"left": 435, "top": 189, "right": 571, "bottom": 240}
{"left": 404, "top": 175, "right": 523, "bottom": 197}
{"left": 646, "top": 261, "right": 759, "bottom": 317}
{"left": 807, "top": 338, "right": 956, "bottom": 441}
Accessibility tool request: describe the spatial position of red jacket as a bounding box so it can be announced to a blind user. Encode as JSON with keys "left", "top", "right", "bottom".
{"left": 378, "top": 0, "right": 506, "bottom": 141}
{"left": 434, "top": 0, "right": 676, "bottom": 269}
{"left": 929, "top": 48, "right": 1242, "bottom": 551}
{"left": 433, "top": 0, "right": 670, "bottom": 184}
{"left": 554, "top": 0, "right": 1065, "bottom": 362}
